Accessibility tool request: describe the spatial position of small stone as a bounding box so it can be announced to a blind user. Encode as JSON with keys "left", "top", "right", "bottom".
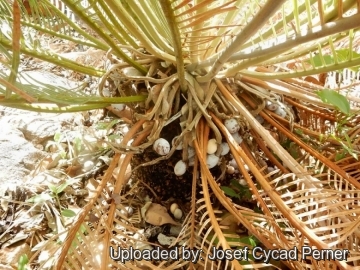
{"left": 82, "top": 160, "right": 94, "bottom": 172}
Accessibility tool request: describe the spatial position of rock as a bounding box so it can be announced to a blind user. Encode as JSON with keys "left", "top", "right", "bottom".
{"left": 0, "top": 126, "right": 46, "bottom": 184}
{"left": 20, "top": 118, "right": 62, "bottom": 144}
{"left": 0, "top": 106, "right": 81, "bottom": 144}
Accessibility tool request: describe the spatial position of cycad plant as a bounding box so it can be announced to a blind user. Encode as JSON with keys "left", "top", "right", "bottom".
{"left": 1, "top": 0, "right": 360, "bottom": 269}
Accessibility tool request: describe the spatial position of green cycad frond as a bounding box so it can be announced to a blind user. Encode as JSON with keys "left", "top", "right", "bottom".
{"left": 3, "top": 0, "right": 360, "bottom": 74}
{"left": 3, "top": 0, "right": 360, "bottom": 105}
{"left": 161, "top": 0, "right": 360, "bottom": 82}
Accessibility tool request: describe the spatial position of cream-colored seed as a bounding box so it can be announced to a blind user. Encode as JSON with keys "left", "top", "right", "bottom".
{"left": 173, "top": 208, "right": 183, "bottom": 219}
{"left": 172, "top": 136, "right": 183, "bottom": 150}
{"left": 244, "top": 164, "right": 249, "bottom": 171}
{"left": 239, "top": 179, "right": 248, "bottom": 186}
{"left": 83, "top": 160, "right": 94, "bottom": 172}
{"left": 232, "top": 132, "right": 243, "bottom": 144}
{"left": 266, "top": 101, "right": 278, "bottom": 111}
{"left": 255, "top": 115, "right": 264, "bottom": 124}
{"left": 174, "top": 160, "right": 186, "bottom": 176}
{"left": 188, "top": 157, "right": 195, "bottom": 166}
{"left": 207, "top": 139, "right": 217, "bottom": 154}
{"left": 122, "top": 67, "right": 143, "bottom": 77}
{"left": 206, "top": 154, "right": 219, "bottom": 169}
{"left": 170, "top": 203, "right": 179, "bottom": 214}
{"left": 224, "top": 118, "right": 240, "bottom": 134}
{"left": 226, "top": 165, "right": 235, "bottom": 174}
{"left": 120, "top": 206, "right": 134, "bottom": 217}
{"left": 229, "top": 158, "right": 238, "bottom": 169}
{"left": 220, "top": 142, "right": 230, "bottom": 156}
{"left": 153, "top": 138, "right": 170, "bottom": 155}
{"left": 275, "top": 107, "right": 286, "bottom": 118}
{"left": 187, "top": 147, "right": 195, "bottom": 158}
{"left": 125, "top": 206, "right": 134, "bottom": 216}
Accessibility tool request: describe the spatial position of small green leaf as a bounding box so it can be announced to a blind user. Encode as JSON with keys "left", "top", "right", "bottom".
{"left": 343, "top": 133, "right": 352, "bottom": 145}
{"left": 239, "top": 236, "right": 259, "bottom": 247}
{"left": 335, "top": 151, "right": 347, "bottom": 161}
{"left": 73, "top": 137, "right": 82, "bottom": 153}
{"left": 221, "top": 186, "right": 240, "bottom": 199}
{"left": 17, "top": 254, "right": 28, "bottom": 270}
{"left": 229, "top": 179, "right": 252, "bottom": 200}
{"left": 48, "top": 181, "right": 70, "bottom": 195}
{"left": 230, "top": 179, "right": 243, "bottom": 190}
{"left": 348, "top": 152, "right": 357, "bottom": 160}
{"left": 338, "top": 141, "right": 358, "bottom": 160}
{"left": 316, "top": 90, "right": 350, "bottom": 115}
{"left": 335, "top": 49, "right": 360, "bottom": 72}
{"left": 253, "top": 207, "right": 263, "bottom": 214}
{"left": 48, "top": 183, "right": 57, "bottom": 194}
{"left": 61, "top": 209, "right": 77, "bottom": 217}
{"left": 242, "top": 188, "right": 253, "bottom": 200}
{"left": 96, "top": 119, "right": 121, "bottom": 130}
{"left": 107, "top": 134, "right": 122, "bottom": 141}
{"left": 55, "top": 182, "right": 71, "bottom": 194}
{"left": 307, "top": 50, "right": 360, "bottom": 72}
{"left": 309, "top": 54, "right": 334, "bottom": 67}
{"left": 280, "top": 139, "right": 292, "bottom": 149}
{"left": 54, "top": 132, "right": 62, "bottom": 143}
{"left": 249, "top": 237, "right": 257, "bottom": 247}
{"left": 59, "top": 150, "right": 67, "bottom": 159}
{"left": 96, "top": 122, "right": 108, "bottom": 130}
{"left": 79, "top": 224, "right": 87, "bottom": 234}
{"left": 26, "top": 193, "right": 53, "bottom": 204}
{"left": 289, "top": 142, "right": 300, "bottom": 159}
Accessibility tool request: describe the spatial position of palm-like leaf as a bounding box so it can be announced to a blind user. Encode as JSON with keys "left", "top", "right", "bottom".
{"left": 2, "top": 1, "right": 360, "bottom": 270}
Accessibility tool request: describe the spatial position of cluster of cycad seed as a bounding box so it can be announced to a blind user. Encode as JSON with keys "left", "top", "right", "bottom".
{"left": 151, "top": 101, "right": 286, "bottom": 174}
{"left": 106, "top": 63, "right": 288, "bottom": 200}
